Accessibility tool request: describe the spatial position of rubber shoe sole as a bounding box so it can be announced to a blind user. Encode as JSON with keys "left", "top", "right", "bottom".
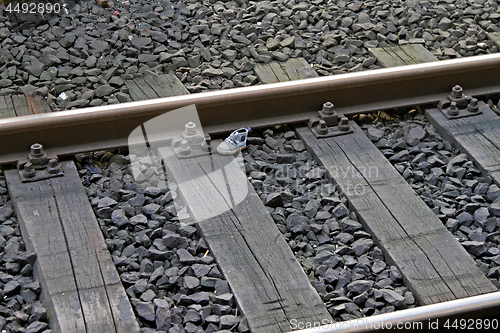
{"left": 216, "top": 145, "right": 246, "bottom": 155}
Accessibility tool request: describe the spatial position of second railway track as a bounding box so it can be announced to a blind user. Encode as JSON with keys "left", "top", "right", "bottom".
{"left": 1, "top": 55, "right": 500, "bottom": 332}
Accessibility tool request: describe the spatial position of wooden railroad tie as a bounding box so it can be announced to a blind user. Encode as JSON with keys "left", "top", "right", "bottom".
{"left": 487, "top": 32, "right": 500, "bottom": 50}
{"left": 254, "top": 57, "right": 318, "bottom": 84}
{"left": 5, "top": 161, "right": 140, "bottom": 333}
{"left": 0, "top": 94, "right": 51, "bottom": 119}
{"left": 368, "top": 44, "right": 439, "bottom": 68}
{"left": 125, "top": 73, "right": 190, "bottom": 101}
{"left": 158, "top": 144, "right": 332, "bottom": 333}
{"left": 297, "top": 122, "right": 497, "bottom": 306}
{"left": 426, "top": 101, "right": 500, "bottom": 186}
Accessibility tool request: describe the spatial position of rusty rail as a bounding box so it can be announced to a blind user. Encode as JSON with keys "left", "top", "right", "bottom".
{"left": 1, "top": 54, "right": 500, "bottom": 329}
{"left": 1, "top": 54, "right": 500, "bottom": 165}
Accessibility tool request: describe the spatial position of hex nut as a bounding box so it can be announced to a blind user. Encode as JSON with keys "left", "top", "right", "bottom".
{"left": 23, "top": 162, "right": 36, "bottom": 178}
{"left": 338, "top": 117, "right": 350, "bottom": 131}
{"left": 30, "top": 143, "right": 44, "bottom": 157}
{"left": 448, "top": 101, "right": 459, "bottom": 116}
{"left": 451, "top": 85, "right": 463, "bottom": 99}
{"left": 178, "top": 140, "right": 191, "bottom": 155}
{"left": 468, "top": 98, "right": 479, "bottom": 113}
{"left": 322, "top": 102, "right": 335, "bottom": 114}
{"left": 28, "top": 143, "right": 48, "bottom": 166}
{"left": 184, "top": 122, "right": 197, "bottom": 135}
{"left": 317, "top": 120, "right": 328, "bottom": 135}
{"left": 47, "top": 159, "right": 61, "bottom": 174}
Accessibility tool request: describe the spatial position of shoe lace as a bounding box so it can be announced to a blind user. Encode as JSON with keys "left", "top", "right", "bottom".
{"left": 225, "top": 136, "right": 236, "bottom": 145}
{"left": 224, "top": 128, "right": 250, "bottom": 145}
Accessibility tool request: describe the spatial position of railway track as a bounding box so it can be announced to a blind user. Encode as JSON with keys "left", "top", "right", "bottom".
{"left": 1, "top": 54, "right": 500, "bottom": 332}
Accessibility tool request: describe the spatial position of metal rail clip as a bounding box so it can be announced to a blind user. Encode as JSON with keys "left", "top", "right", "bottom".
{"left": 17, "top": 143, "right": 64, "bottom": 182}
{"left": 308, "top": 102, "right": 352, "bottom": 138}
{"left": 172, "top": 122, "right": 211, "bottom": 159}
{"left": 437, "top": 85, "right": 482, "bottom": 119}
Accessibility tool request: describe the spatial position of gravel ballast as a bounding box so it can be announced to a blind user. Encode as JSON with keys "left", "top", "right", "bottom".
{"left": 77, "top": 151, "right": 248, "bottom": 332}
{"left": 76, "top": 129, "right": 419, "bottom": 327}
{"left": 1, "top": 0, "right": 500, "bottom": 327}
{"left": 0, "top": 174, "right": 51, "bottom": 333}
{"left": 360, "top": 108, "right": 500, "bottom": 290}
{"left": 242, "top": 126, "right": 417, "bottom": 320}
{"left": 4, "top": 108, "right": 499, "bottom": 330}
{"left": 0, "top": 0, "right": 499, "bottom": 110}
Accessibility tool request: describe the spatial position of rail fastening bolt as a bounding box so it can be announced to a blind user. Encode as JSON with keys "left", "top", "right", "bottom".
{"left": 338, "top": 117, "right": 350, "bottom": 131}
{"left": 23, "top": 162, "right": 36, "bottom": 178}
{"left": 317, "top": 120, "right": 328, "bottom": 135}
{"left": 184, "top": 122, "right": 197, "bottom": 136}
{"left": 178, "top": 140, "right": 191, "bottom": 155}
{"left": 468, "top": 98, "right": 479, "bottom": 113}
{"left": 322, "top": 102, "right": 335, "bottom": 115}
{"left": 451, "top": 85, "right": 463, "bottom": 99}
{"left": 47, "top": 159, "right": 61, "bottom": 174}
{"left": 30, "top": 143, "right": 44, "bottom": 157}
{"left": 448, "top": 101, "right": 459, "bottom": 116}
{"left": 202, "top": 134, "right": 211, "bottom": 152}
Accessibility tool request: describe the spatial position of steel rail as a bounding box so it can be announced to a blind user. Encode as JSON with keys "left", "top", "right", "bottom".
{"left": 1, "top": 54, "right": 500, "bottom": 164}
{"left": 289, "top": 291, "right": 500, "bottom": 333}
{"left": 1, "top": 54, "right": 500, "bottom": 327}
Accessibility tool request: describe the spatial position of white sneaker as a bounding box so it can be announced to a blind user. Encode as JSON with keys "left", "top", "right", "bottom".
{"left": 216, "top": 128, "right": 250, "bottom": 155}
